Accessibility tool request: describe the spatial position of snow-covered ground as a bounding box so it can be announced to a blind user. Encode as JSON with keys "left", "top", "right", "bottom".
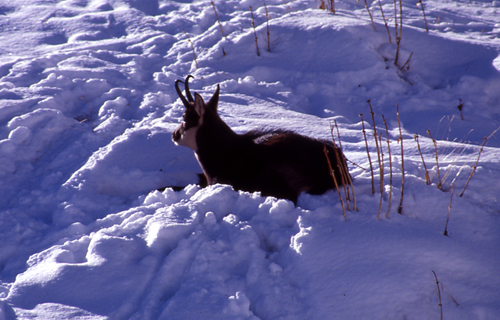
{"left": 1, "top": 0, "right": 500, "bottom": 319}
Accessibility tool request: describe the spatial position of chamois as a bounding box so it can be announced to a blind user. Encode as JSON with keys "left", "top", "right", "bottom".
{"left": 172, "top": 75, "right": 350, "bottom": 204}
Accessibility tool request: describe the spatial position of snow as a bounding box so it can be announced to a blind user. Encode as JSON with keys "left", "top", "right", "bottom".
{"left": 1, "top": 0, "right": 500, "bottom": 319}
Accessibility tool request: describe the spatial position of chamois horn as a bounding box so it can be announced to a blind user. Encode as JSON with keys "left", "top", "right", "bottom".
{"left": 175, "top": 75, "right": 195, "bottom": 107}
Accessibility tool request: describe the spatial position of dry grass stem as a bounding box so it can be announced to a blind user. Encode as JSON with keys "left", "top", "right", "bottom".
{"left": 377, "top": 133, "right": 384, "bottom": 219}
{"left": 394, "top": 0, "right": 403, "bottom": 66}
{"left": 418, "top": 0, "right": 429, "bottom": 32}
{"left": 396, "top": 104, "right": 405, "bottom": 214}
{"left": 443, "top": 184, "right": 454, "bottom": 236}
{"left": 364, "top": 0, "right": 376, "bottom": 30}
{"left": 360, "top": 113, "right": 375, "bottom": 194}
{"left": 324, "top": 145, "right": 346, "bottom": 219}
{"left": 378, "top": 0, "right": 392, "bottom": 43}
{"left": 211, "top": 1, "right": 226, "bottom": 38}
{"left": 460, "top": 126, "right": 500, "bottom": 197}
{"left": 393, "top": 0, "right": 399, "bottom": 64}
{"left": 414, "top": 134, "right": 431, "bottom": 185}
{"left": 432, "top": 271, "right": 444, "bottom": 320}
{"left": 330, "top": 0, "right": 335, "bottom": 13}
{"left": 264, "top": 3, "right": 271, "bottom": 52}
{"left": 281, "top": 0, "right": 293, "bottom": 12}
{"left": 400, "top": 52, "right": 413, "bottom": 71}
{"left": 457, "top": 98, "right": 464, "bottom": 120}
{"left": 329, "top": 125, "right": 350, "bottom": 211}
{"left": 250, "top": 6, "right": 260, "bottom": 57}
{"left": 460, "top": 137, "right": 486, "bottom": 197}
{"left": 399, "top": 0, "right": 403, "bottom": 42}
{"left": 330, "top": 124, "right": 349, "bottom": 200}
{"left": 368, "top": 100, "right": 383, "bottom": 196}
{"left": 382, "top": 116, "right": 393, "bottom": 218}
{"left": 426, "top": 129, "right": 443, "bottom": 190}
{"left": 183, "top": 29, "right": 199, "bottom": 69}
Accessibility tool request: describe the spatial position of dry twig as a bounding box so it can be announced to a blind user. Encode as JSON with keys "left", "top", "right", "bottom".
{"left": 330, "top": 126, "right": 350, "bottom": 211}
{"left": 418, "top": 0, "right": 429, "bottom": 32}
{"left": 365, "top": 0, "right": 376, "bottom": 30}
{"left": 250, "top": 6, "right": 260, "bottom": 56}
{"left": 460, "top": 126, "right": 500, "bottom": 197}
{"left": 378, "top": 0, "right": 392, "bottom": 43}
{"left": 427, "top": 129, "right": 443, "bottom": 190}
{"left": 396, "top": 104, "right": 405, "bottom": 214}
{"left": 368, "top": 100, "right": 383, "bottom": 197}
{"left": 457, "top": 98, "right": 464, "bottom": 120}
{"left": 400, "top": 52, "right": 413, "bottom": 71}
{"left": 211, "top": 1, "right": 226, "bottom": 38}
{"left": 444, "top": 184, "right": 454, "bottom": 236}
{"left": 394, "top": 0, "right": 403, "bottom": 66}
{"left": 264, "top": 3, "right": 271, "bottom": 52}
{"left": 414, "top": 134, "right": 431, "bottom": 185}
{"left": 432, "top": 271, "right": 444, "bottom": 320}
{"left": 460, "top": 137, "right": 486, "bottom": 197}
{"left": 183, "top": 29, "right": 199, "bottom": 69}
{"left": 324, "top": 145, "right": 346, "bottom": 219}
{"left": 360, "top": 113, "right": 375, "bottom": 194}
{"left": 382, "top": 116, "right": 393, "bottom": 218}
{"left": 377, "top": 133, "right": 384, "bottom": 219}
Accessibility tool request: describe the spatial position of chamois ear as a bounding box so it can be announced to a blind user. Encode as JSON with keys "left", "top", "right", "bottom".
{"left": 206, "top": 84, "right": 220, "bottom": 112}
{"left": 194, "top": 92, "right": 206, "bottom": 117}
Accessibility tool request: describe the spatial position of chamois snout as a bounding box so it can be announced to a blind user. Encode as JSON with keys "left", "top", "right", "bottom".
{"left": 172, "top": 129, "right": 181, "bottom": 143}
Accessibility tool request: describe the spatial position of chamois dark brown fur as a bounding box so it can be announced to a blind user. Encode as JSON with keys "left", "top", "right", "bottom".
{"left": 172, "top": 75, "right": 350, "bottom": 204}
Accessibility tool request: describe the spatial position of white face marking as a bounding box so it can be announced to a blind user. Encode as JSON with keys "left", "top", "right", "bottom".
{"left": 173, "top": 115, "right": 203, "bottom": 152}
{"left": 174, "top": 125, "right": 199, "bottom": 152}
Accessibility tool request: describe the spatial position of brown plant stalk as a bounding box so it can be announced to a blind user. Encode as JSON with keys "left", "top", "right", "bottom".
{"left": 414, "top": 134, "right": 431, "bottom": 185}
{"left": 378, "top": 0, "right": 392, "bottom": 43}
{"left": 400, "top": 52, "right": 413, "bottom": 71}
{"left": 432, "top": 271, "right": 444, "bottom": 320}
{"left": 211, "top": 1, "right": 226, "bottom": 38}
{"left": 443, "top": 184, "right": 454, "bottom": 236}
{"left": 377, "top": 133, "right": 384, "bottom": 219}
{"left": 418, "top": 0, "right": 429, "bottom": 32}
{"left": 382, "top": 115, "right": 393, "bottom": 218}
{"left": 250, "top": 6, "right": 260, "bottom": 57}
{"left": 183, "top": 29, "right": 199, "bottom": 69}
{"left": 360, "top": 113, "right": 375, "bottom": 194}
{"left": 331, "top": 124, "right": 349, "bottom": 200}
{"left": 324, "top": 145, "right": 346, "bottom": 219}
{"left": 427, "top": 129, "right": 443, "bottom": 190}
{"left": 396, "top": 103, "right": 405, "bottom": 214}
{"left": 264, "top": 3, "right": 271, "bottom": 52}
{"left": 368, "top": 100, "right": 383, "bottom": 197}
{"left": 460, "top": 126, "right": 500, "bottom": 197}
{"left": 365, "top": 0, "right": 376, "bottom": 30}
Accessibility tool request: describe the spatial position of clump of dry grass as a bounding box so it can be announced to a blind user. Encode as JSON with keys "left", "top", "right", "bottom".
{"left": 324, "top": 145, "right": 346, "bottom": 219}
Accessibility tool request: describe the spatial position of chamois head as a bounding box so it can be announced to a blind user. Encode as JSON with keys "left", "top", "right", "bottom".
{"left": 172, "top": 75, "right": 220, "bottom": 152}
